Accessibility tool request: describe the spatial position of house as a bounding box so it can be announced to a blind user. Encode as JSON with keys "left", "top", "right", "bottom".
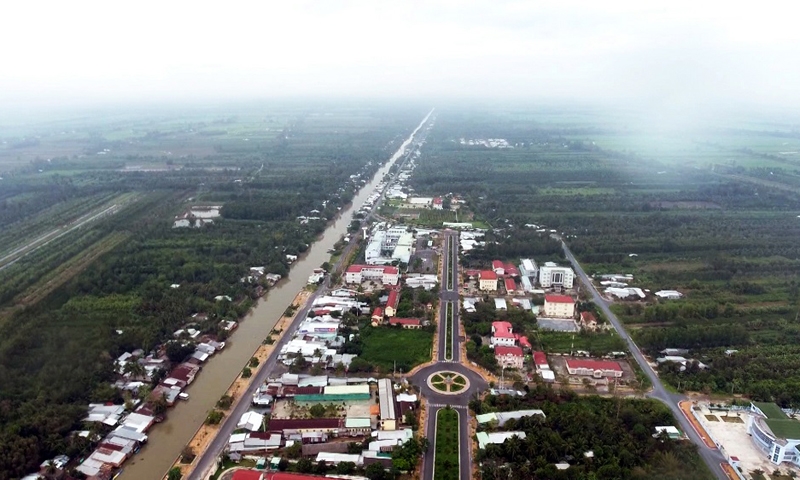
{"left": 345, "top": 265, "right": 400, "bottom": 285}
{"left": 495, "top": 345, "right": 524, "bottom": 369}
{"left": 238, "top": 411, "right": 265, "bottom": 431}
{"left": 491, "top": 321, "right": 516, "bottom": 347}
{"left": 432, "top": 197, "right": 444, "bottom": 210}
{"left": 544, "top": 294, "right": 575, "bottom": 318}
{"left": 565, "top": 359, "right": 623, "bottom": 378}
{"left": 504, "top": 277, "right": 517, "bottom": 295}
{"left": 378, "top": 378, "right": 397, "bottom": 431}
{"left": 479, "top": 270, "right": 498, "bottom": 291}
{"left": 494, "top": 298, "right": 508, "bottom": 310}
{"left": 580, "top": 311, "right": 597, "bottom": 328}
{"left": 492, "top": 260, "right": 505, "bottom": 275}
{"left": 517, "top": 335, "right": 531, "bottom": 349}
{"left": 267, "top": 418, "right": 343, "bottom": 435}
{"left": 385, "top": 289, "right": 400, "bottom": 317}
{"left": 476, "top": 409, "right": 546, "bottom": 427}
{"left": 389, "top": 318, "right": 422, "bottom": 329}
{"left": 539, "top": 262, "right": 575, "bottom": 289}
{"left": 654, "top": 426, "right": 682, "bottom": 440}
{"left": 533, "top": 351, "right": 550, "bottom": 370}
{"left": 371, "top": 308, "right": 384, "bottom": 326}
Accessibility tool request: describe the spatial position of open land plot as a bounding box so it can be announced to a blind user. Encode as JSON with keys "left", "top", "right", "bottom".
{"left": 358, "top": 326, "right": 433, "bottom": 373}
{"left": 408, "top": 106, "right": 800, "bottom": 406}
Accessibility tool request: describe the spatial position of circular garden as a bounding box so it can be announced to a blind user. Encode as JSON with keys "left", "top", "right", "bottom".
{"left": 427, "top": 371, "right": 469, "bottom": 394}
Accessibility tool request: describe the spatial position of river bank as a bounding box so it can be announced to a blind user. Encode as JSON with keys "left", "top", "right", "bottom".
{"left": 118, "top": 109, "right": 434, "bottom": 480}
{"left": 165, "top": 289, "right": 312, "bottom": 479}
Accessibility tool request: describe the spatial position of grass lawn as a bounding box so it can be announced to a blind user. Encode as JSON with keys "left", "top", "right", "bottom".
{"left": 434, "top": 408, "right": 460, "bottom": 480}
{"left": 360, "top": 326, "right": 433, "bottom": 372}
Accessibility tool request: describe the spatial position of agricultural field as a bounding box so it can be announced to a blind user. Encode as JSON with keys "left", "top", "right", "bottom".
{"left": 0, "top": 103, "right": 425, "bottom": 478}
{"left": 409, "top": 106, "right": 800, "bottom": 406}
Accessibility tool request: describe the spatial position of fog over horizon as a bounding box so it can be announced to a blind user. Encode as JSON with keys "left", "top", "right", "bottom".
{"left": 3, "top": 1, "right": 800, "bottom": 117}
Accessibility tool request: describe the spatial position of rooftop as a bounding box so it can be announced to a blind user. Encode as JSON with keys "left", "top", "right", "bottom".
{"left": 765, "top": 418, "right": 800, "bottom": 440}
{"left": 566, "top": 359, "right": 622, "bottom": 371}
{"left": 480, "top": 270, "right": 498, "bottom": 280}
{"left": 753, "top": 401, "right": 788, "bottom": 420}
{"left": 545, "top": 294, "right": 574, "bottom": 304}
{"left": 494, "top": 346, "right": 524, "bottom": 357}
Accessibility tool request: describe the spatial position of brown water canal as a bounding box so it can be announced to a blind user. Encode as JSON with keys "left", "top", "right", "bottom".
{"left": 118, "top": 109, "right": 433, "bottom": 480}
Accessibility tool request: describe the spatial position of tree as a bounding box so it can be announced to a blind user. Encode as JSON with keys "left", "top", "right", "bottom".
{"left": 365, "top": 462, "right": 387, "bottom": 480}
{"left": 278, "top": 458, "right": 289, "bottom": 471}
{"left": 296, "top": 457, "right": 313, "bottom": 473}
{"left": 167, "top": 466, "right": 182, "bottom": 480}
{"left": 123, "top": 360, "right": 147, "bottom": 379}
{"left": 241, "top": 367, "right": 252, "bottom": 378}
{"left": 336, "top": 461, "right": 356, "bottom": 474}
{"left": 309, "top": 403, "right": 327, "bottom": 418}
{"left": 249, "top": 357, "right": 260, "bottom": 368}
{"left": 166, "top": 342, "right": 195, "bottom": 363}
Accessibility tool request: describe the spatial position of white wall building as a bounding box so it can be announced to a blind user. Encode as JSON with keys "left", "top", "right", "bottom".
{"left": 345, "top": 265, "right": 399, "bottom": 285}
{"left": 748, "top": 402, "right": 800, "bottom": 467}
{"left": 539, "top": 262, "right": 575, "bottom": 289}
{"left": 543, "top": 295, "right": 575, "bottom": 318}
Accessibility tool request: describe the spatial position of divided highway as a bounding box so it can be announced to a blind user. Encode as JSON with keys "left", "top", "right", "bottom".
{"left": 560, "top": 240, "right": 728, "bottom": 480}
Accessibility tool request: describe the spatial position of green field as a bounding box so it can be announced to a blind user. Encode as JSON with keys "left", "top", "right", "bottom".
{"left": 408, "top": 106, "right": 800, "bottom": 405}
{"left": 433, "top": 408, "right": 459, "bottom": 480}
{"left": 359, "top": 326, "right": 433, "bottom": 373}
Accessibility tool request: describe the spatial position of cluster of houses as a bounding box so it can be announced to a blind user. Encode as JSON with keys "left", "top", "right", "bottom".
{"left": 470, "top": 257, "right": 575, "bottom": 295}
{"left": 230, "top": 375, "right": 418, "bottom": 469}
{"left": 172, "top": 205, "right": 221, "bottom": 228}
{"left": 595, "top": 273, "right": 683, "bottom": 302}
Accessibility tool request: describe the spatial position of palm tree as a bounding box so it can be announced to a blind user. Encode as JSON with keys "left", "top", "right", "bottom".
{"left": 123, "top": 360, "right": 147, "bottom": 380}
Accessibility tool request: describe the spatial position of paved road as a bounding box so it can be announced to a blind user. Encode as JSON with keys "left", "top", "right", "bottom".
{"left": 188, "top": 111, "right": 435, "bottom": 480}
{"left": 415, "top": 231, "right": 480, "bottom": 480}
{"left": 560, "top": 239, "right": 728, "bottom": 480}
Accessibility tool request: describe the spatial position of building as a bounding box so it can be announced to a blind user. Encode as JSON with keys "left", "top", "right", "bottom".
{"left": 544, "top": 294, "right": 575, "bottom": 318}
{"left": 533, "top": 351, "right": 550, "bottom": 370}
{"left": 539, "top": 262, "right": 575, "bottom": 289}
{"left": 389, "top": 318, "right": 422, "bottom": 329}
{"left": 655, "top": 290, "right": 683, "bottom": 300}
{"left": 432, "top": 197, "right": 444, "bottom": 209}
{"left": 378, "top": 378, "right": 397, "bottom": 431}
{"left": 476, "top": 431, "right": 526, "bottom": 449}
{"left": 233, "top": 471, "right": 329, "bottom": 480}
{"left": 747, "top": 402, "right": 800, "bottom": 467}
{"left": 495, "top": 345, "right": 524, "bottom": 369}
{"left": 491, "top": 321, "right": 516, "bottom": 347}
{"left": 520, "top": 258, "right": 538, "bottom": 280}
{"left": 479, "top": 270, "right": 498, "bottom": 291}
{"left": 385, "top": 289, "right": 400, "bottom": 317}
{"left": 504, "top": 277, "right": 517, "bottom": 295}
{"left": 492, "top": 260, "right": 505, "bottom": 275}
{"left": 565, "top": 359, "right": 623, "bottom": 378}
{"left": 476, "top": 409, "right": 546, "bottom": 427}
{"left": 579, "top": 311, "right": 597, "bottom": 328}
{"left": 344, "top": 265, "right": 399, "bottom": 285}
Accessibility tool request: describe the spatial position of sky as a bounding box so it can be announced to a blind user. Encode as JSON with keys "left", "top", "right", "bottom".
{"left": 2, "top": 1, "right": 800, "bottom": 110}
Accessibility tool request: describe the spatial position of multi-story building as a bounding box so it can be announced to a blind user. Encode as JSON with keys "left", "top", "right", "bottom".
{"left": 565, "top": 359, "right": 623, "bottom": 378}
{"left": 490, "top": 321, "right": 516, "bottom": 347}
{"left": 494, "top": 346, "right": 524, "bottom": 369}
{"left": 747, "top": 402, "right": 800, "bottom": 467}
{"left": 344, "top": 265, "right": 399, "bottom": 285}
{"left": 539, "top": 262, "right": 575, "bottom": 289}
{"left": 479, "top": 270, "right": 498, "bottom": 291}
{"left": 543, "top": 294, "right": 576, "bottom": 318}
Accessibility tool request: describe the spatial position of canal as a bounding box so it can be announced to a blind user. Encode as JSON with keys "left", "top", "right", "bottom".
{"left": 118, "top": 109, "right": 434, "bottom": 480}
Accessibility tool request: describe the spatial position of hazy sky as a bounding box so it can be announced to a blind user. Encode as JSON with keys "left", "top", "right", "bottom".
{"left": 2, "top": 1, "right": 799, "bottom": 109}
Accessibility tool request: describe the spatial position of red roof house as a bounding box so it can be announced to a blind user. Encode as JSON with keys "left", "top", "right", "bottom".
{"left": 494, "top": 345, "right": 525, "bottom": 369}
{"left": 492, "top": 260, "right": 505, "bottom": 274}
{"left": 491, "top": 321, "right": 514, "bottom": 338}
{"left": 504, "top": 263, "right": 520, "bottom": 277}
{"left": 580, "top": 311, "right": 597, "bottom": 323}
{"left": 389, "top": 318, "right": 422, "bottom": 329}
{"left": 480, "top": 270, "right": 497, "bottom": 280}
{"left": 518, "top": 335, "right": 532, "bottom": 349}
{"left": 533, "top": 351, "right": 549, "bottom": 368}
{"left": 504, "top": 278, "right": 517, "bottom": 294}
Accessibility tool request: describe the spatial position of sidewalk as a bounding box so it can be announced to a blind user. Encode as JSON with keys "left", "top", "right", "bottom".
{"left": 679, "top": 400, "right": 717, "bottom": 450}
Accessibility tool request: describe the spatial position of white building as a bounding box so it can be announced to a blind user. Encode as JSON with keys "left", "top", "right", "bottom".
{"left": 479, "top": 270, "right": 498, "bottom": 291}
{"left": 543, "top": 294, "right": 575, "bottom": 318}
{"left": 748, "top": 402, "right": 800, "bottom": 467}
{"left": 344, "top": 265, "right": 400, "bottom": 285}
{"left": 520, "top": 258, "right": 538, "bottom": 280}
{"left": 539, "top": 262, "right": 575, "bottom": 289}
{"left": 655, "top": 290, "right": 683, "bottom": 299}
{"left": 378, "top": 378, "right": 397, "bottom": 431}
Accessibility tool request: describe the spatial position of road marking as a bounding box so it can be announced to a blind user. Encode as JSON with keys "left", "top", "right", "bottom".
{"left": 428, "top": 403, "right": 467, "bottom": 409}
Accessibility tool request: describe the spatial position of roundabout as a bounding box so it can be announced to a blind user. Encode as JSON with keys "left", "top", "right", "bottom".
{"left": 426, "top": 370, "right": 470, "bottom": 395}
